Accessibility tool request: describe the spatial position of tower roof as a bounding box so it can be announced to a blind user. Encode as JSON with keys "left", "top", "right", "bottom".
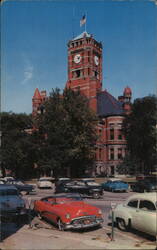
{"left": 97, "top": 90, "right": 124, "bottom": 117}
{"left": 72, "top": 31, "right": 91, "bottom": 41}
{"left": 33, "top": 88, "right": 42, "bottom": 99}
{"left": 123, "top": 86, "right": 132, "bottom": 95}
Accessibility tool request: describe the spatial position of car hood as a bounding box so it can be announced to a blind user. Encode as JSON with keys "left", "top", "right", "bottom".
{"left": 39, "top": 181, "right": 51, "bottom": 185}
{"left": 56, "top": 201, "right": 99, "bottom": 218}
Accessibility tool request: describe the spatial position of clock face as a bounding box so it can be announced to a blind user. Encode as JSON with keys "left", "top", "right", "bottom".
{"left": 74, "top": 54, "right": 81, "bottom": 63}
{"left": 94, "top": 56, "right": 99, "bottom": 65}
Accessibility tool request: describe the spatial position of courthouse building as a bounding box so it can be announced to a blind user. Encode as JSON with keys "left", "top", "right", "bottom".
{"left": 32, "top": 31, "right": 132, "bottom": 176}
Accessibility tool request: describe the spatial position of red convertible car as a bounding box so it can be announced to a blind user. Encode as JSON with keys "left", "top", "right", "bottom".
{"left": 34, "top": 193, "right": 103, "bottom": 231}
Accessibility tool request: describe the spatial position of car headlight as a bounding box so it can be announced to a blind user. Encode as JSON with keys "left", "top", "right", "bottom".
{"left": 98, "top": 209, "right": 102, "bottom": 215}
{"left": 65, "top": 213, "right": 71, "bottom": 219}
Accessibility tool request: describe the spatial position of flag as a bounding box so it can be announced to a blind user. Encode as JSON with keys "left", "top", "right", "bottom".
{"left": 80, "top": 15, "right": 86, "bottom": 27}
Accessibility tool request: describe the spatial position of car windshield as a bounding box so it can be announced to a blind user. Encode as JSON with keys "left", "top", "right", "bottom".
{"left": 46, "top": 195, "right": 82, "bottom": 204}
{"left": 75, "top": 181, "right": 86, "bottom": 186}
{"left": 0, "top": 189, "right": 18, "bottom": 196}
{"left": 65, "top": 181, "right": 75, "bottom": 186}
{"left": 14, "top": 181, "right": 24, "bottom": 185}
{"left": 56, "top": 196, "right": 82, "bottom": 204}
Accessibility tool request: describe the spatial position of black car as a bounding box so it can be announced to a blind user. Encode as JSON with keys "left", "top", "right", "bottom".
{"left": 55, "top": 180, "right": 103, "bottom": 199}
{"left": 131, "top": 178, "right": 157, "bottom": 192}
{"left": 6, "top": 180, "right": 36, "bottom": 195}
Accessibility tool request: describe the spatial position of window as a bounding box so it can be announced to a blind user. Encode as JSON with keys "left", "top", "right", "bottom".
{"left": 110, "top": 148, "right": 114, "bottom": 160}
{"left": 118, "top": 129, "right": 122, "bottom": 140}
{"left": 110, "top": 128, "right": 114, "bottom": 140}
{"left": 111, "top": 166, "right": 115, "bottom": 175}
{"left": 99, "top": 148, "right": 102, "bottom": 160}
{"left": 88, "top": 51, "right": 90, "bottom": 62}
{"left": 139, "top": 200, "right": 156, "bottom": 211}
{"left": 118, "top": 148, "right": 122, "bottom": 159}
{"left": 127, "top": 199, "right": 138, "bottom": 208}
{"left": 76, "top": 70, "right": 81, "bottom": 78}
{"left": 99, "top": 128, "right": 102, "bottom": 136}
{"left": 94, "top": 71, "right": 98, "bottom": 78}
{"left": 88, "top": 68, "right": 90, "bottom": 76}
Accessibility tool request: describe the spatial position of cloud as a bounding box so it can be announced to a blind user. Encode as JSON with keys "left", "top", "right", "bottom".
{"left": 21, "top": 63, "right": 34, "bottom": 85}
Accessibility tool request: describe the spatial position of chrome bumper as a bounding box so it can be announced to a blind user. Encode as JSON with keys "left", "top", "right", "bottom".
{"left": 65, "top": 216, "right": 103, "bottom": 229}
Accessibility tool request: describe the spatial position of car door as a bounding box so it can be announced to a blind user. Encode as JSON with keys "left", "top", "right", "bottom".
{"left": 40, "top": 199, "right": 57, "bottom": 222}
{"left": 135, "top": 199, "right": 157, "bottom": 236}
{"left": 126, "top": 199, "right": 140, "bottom": 229}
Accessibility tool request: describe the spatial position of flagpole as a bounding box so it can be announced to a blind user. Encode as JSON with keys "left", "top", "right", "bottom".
{"left": 85, "top": 12, "right": 87, "bottom": 32}
{"left": 72, "top": 6, "right": 75, "bottom": 38}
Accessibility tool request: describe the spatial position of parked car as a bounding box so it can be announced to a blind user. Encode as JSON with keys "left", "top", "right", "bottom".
{"left": 6, "top": 180, "right": 35, "bottom": 195}
{"left": 81, "top": 179, "right": 101, "bottom": 187}
{"left": 37, "top": 177, "right": 53, "bottom": 189}
{"left": 55, "top": 180, "right": 103, "bottom": 199}
{"left": 101, "top": 179, "right": 128, "bottom": 192}
{"left": 131, "top": 178, "right": 157, "bottom": 193}
{"left": 34, "top": 193, "right": 103, "bottom": 231}
{"left": 109, "top": 193, "right": 157, "bottom": 237}
{"left": 3, "top": 176, "right": 15, "bottom": 181}
{"left": 0, "top": 184, "right": 26, "bottom": 218}
{"left": 38, "top": 176, "right": 55, "bottom": 182}
{"left": 55, "top": 178, "right": 73, "bottom": 189}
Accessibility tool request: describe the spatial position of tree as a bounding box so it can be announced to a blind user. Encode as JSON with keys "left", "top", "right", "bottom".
{"left": 122, "top": 95, "right": 157, "bottom": 175}
{"left": 117, "top": 154, "right": 141, "bottom": 176}
{"left": 35, "top": 88, "right": 98, "bottom": 177}
{"left": 1, "top": 112, "right": 36, "bottom": 178}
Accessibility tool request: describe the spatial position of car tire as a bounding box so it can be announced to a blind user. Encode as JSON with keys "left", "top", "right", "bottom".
{"left": 37, "top": 212, "right": 42, "bottom": 220}
{"left": 57, "top": 218, "right": 65, "bottom": 231}
{"left": 93, "top": 192, "right": 100, "bottom": 199}
{"left": 117, "top": 218, "right": 127, "bottom": 231}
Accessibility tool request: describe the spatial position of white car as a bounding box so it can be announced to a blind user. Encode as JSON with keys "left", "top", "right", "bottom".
{"left": 37, "top": 177, "right": 53, "bottom": 189}
{"left": 110, "top": 193, "right": 157, "bottom": 237}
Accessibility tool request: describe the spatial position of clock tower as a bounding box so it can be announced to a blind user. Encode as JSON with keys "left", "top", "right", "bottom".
{"left": 66, "top": 31, "right": 103, "bottom": 111}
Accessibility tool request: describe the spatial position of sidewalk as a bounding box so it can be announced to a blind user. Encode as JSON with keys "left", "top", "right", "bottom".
{"left": 0, "top": 219, "right": 156, "bottom": 250}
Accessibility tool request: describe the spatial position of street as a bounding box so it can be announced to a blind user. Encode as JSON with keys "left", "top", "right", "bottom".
{"left": 0, "top": 188, "right": 156, "bottom": 250}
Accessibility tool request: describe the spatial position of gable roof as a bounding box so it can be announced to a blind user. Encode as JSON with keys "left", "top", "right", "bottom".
{"left": 97, "top": 90, "right": 124, "bottom": 117}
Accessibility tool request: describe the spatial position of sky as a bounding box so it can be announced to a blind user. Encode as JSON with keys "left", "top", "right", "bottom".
{"left": 1, "top": 0, "right": 157, "bottom": 114}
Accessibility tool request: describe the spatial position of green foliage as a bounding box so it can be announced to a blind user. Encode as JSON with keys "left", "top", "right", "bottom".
{"left": 117, "top": 154, "right": 141, "bottom": 176}
{"left": 1, "top": 112, "right": 36, "bottom": 178}
{"left": 36, "top": 88, "right": 98, "bottom": 177}
{"left": 123, "top": 95, "right": 157, "bottom": 175}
